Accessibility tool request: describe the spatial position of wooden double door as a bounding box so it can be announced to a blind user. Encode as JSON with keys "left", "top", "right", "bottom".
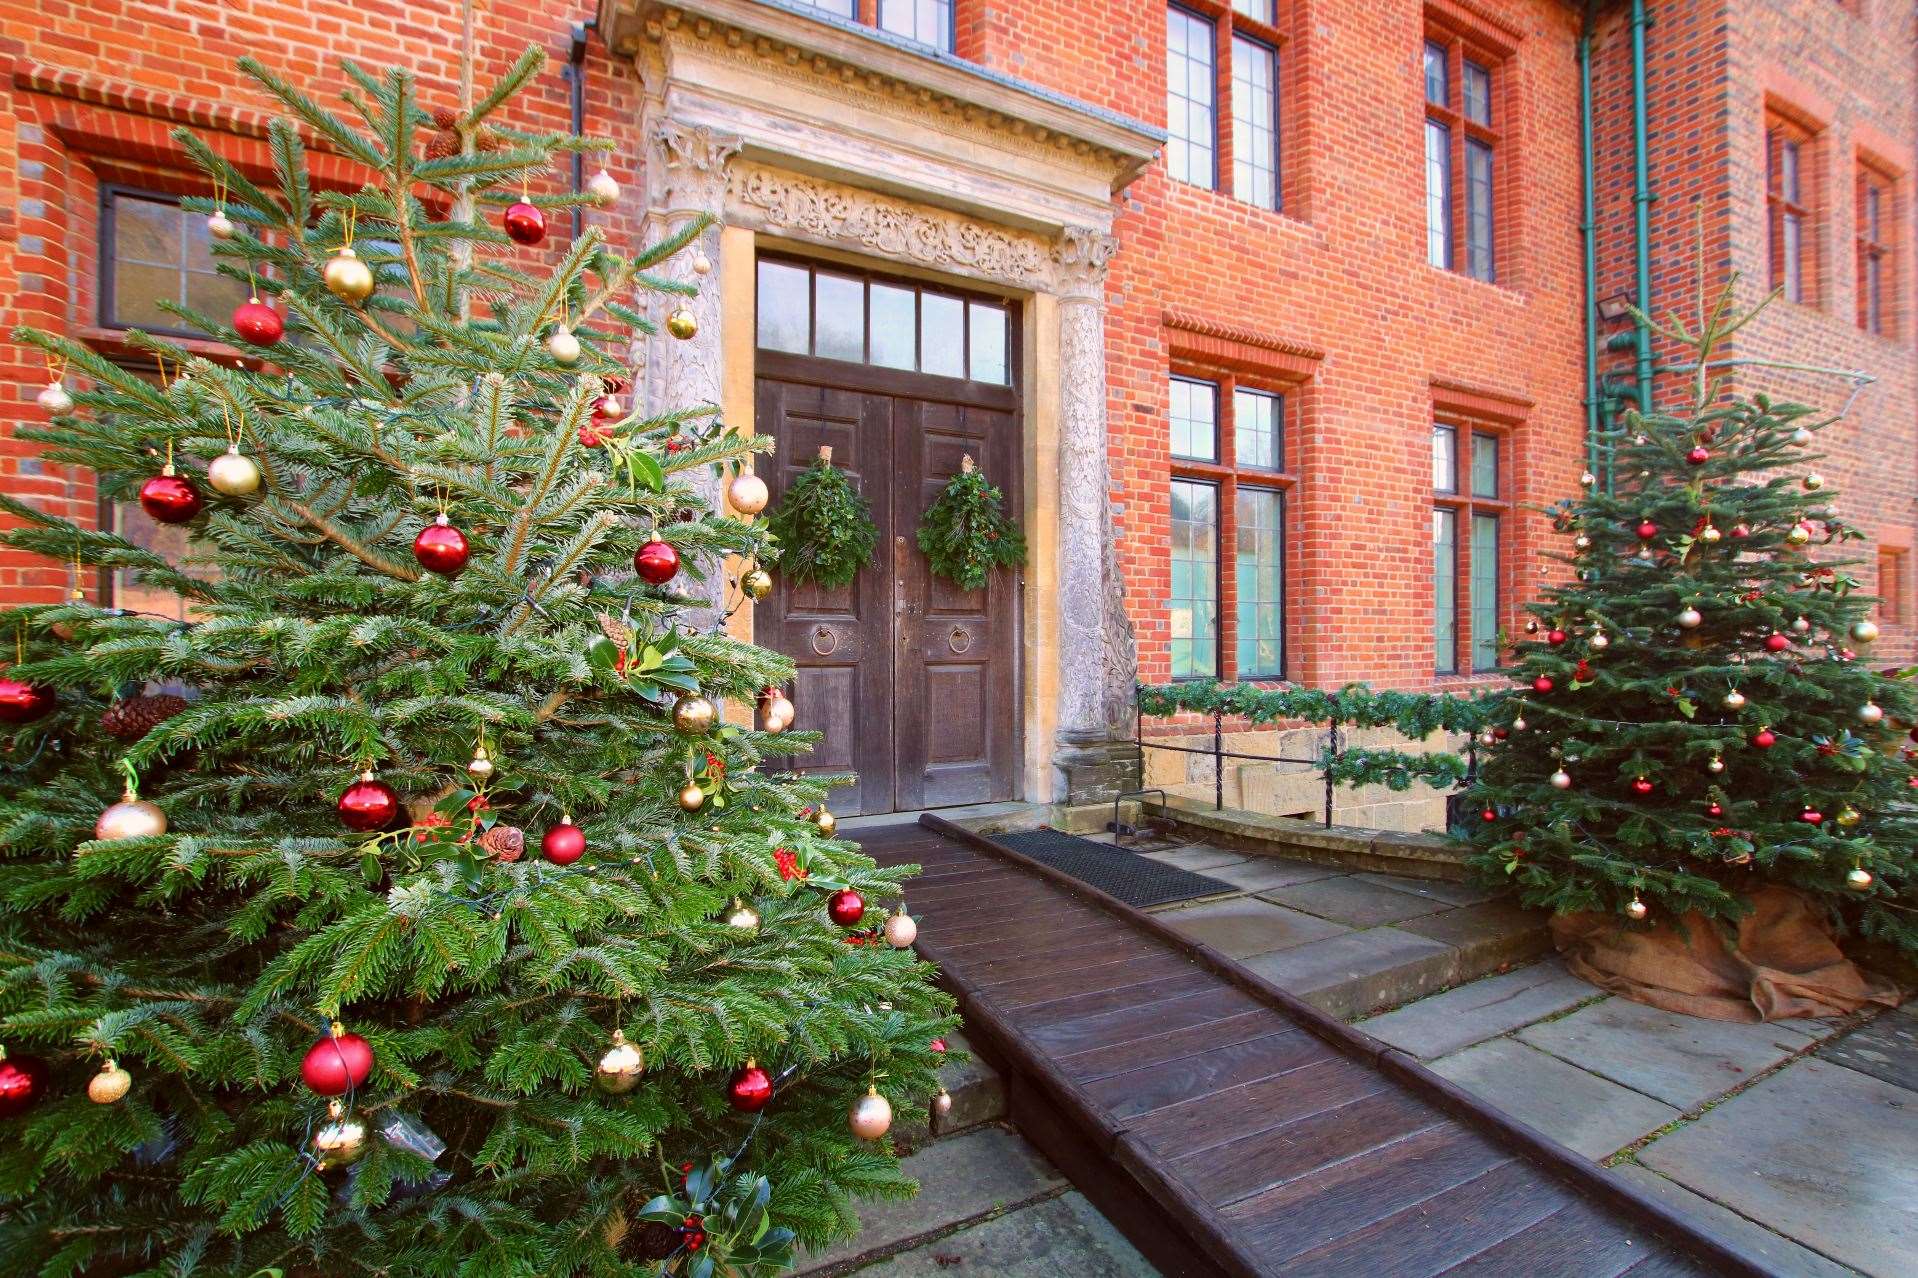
{"left": 756, "top": 349, "right": 1021, "bottom": 816}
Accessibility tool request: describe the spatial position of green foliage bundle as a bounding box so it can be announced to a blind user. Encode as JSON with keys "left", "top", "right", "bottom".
{"left": 915, "top": 460, "right": 1025, "bottom": 591}
{"left": 1136, "top": 679, "right": 1493, "bottom": 737}
{"left": 764, "top": 456, "right": 876, "bottom": 590}
{"left": 0, "top": 49, "right": 953, "bottom": 1276}
{"left": 1462, "top": 282, "right": 1916, "bottom": 951}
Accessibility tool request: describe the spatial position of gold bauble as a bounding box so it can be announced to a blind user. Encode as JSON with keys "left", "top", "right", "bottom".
{"left": 1787, "top": 523, "right": 1811, "bottom": 545}
{"left": 1624, "top": 896, "right": 1649, "bottom": 921}
{"left": 742, "top": 569, "right": 774, "bottom": 601}
{"left": 1851, "top": 620, "right": 1880, "bottom": 644}
{"left": 595, "top": 1030, "right": 645, "bottom": 1094}
{"left": 725, "top": 898, "right": 761, "bottom": 931}
{"left": 322, "top": 247, "right": 376, "bottom": 305}
{"left": 1859, "top": 701, "right": 1884, "bottom": 725}
{"left": 207, "top": 445, "right": 262, "bottom": 496}
{"left": 312, "top": 1101, "right": 368, "bottom": 1169}
{"left": 1846, "top": 866, "right": 1875, "bottom": 891}
{"left": 816, "top": 808, "right": 837, "bottom": 838}
{"left": 585, "top": 168, "right": 621, "bottom": 207}
{"left": 848, "top": 1086, "right": 893, "bottom": 1141}
{"left": 1723, "top": 690, "right": 1747, "bottom": 711}
{"left": 932, "top": 1088, "right": 953, "bottom": 1119}
{"left": 206, "top": 209, "right": 235, "bottom": 239}
{"left": 1837, "top": 805, "right": 1862, "bottom": 828}
{"left": 96, "top": 792, "right": 167, "bottom": 841}
{"left": 883, "top": 911, "right": 917, "bottom": 949}
{"left": 727, "top": 473, "right": 770, "bottom": 516}
{"left": 761, "top": 692, "right": 793, "bottom": 734}
{"left": 1700, "top": 524, "right": 1721, "bottom": 543}
{"left": 1802, "top": 472, "right": 1824, "bottom": 491}
{"left": 666, "top": 306, "right": 698, "bottom": 341}
{"left": 87, "top": 1059, "right": 131, "bottom": 1105}
{"left": 547, "top": 327, "right": 581, "bottom": 365}
{"left": 678, "top": 782, "right": 706, "bottom": 812}
{"left": 467, "top": 745, "right": 495, "bottom": 780}
{"left": 672, "top": 694, "right": 717, "bottom": 735}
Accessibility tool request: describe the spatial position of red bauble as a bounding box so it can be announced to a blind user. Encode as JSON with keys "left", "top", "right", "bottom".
{"left": 1799, "top": 808, "right": 1823, "bottom": 825}
{"left": 1765, "top": 633, "right": 1790, "bottom": 652}
{"left": 827, "top": 888, "right": 866, "bottom": 928}
{"left": 1546, "top": 629, "right": 1567, "bottom": 646}
{"left": 1480, "top": 808, "right": 1497, "bottom": 823}
{"left": 1686, "top": 445, "right": 1710, "bottom": 466}
{"left": 413, "top": 516, "right": 470, "bottom": 576}
{"left": 1532, "top": 675, "right": 1554, "bottom": 694}
{"left": 1635, "top": 520, "right": 1658, "bottom": 540}
{"left": 232, "top": 297, "right": 285, "bottom": 345}
{"left": 727, "top": 1061, "right": 773, "bottom": 1112}
{"left": 1631, "top": 778, "right": 1654, "bottom": 796}
{"left": 0, "top": 677, "right": 56, "bottom": 724}
{"left": 541, "top": 820, "right": 586, "bottom": 865}
{"left": 0, "top": 1051, "right": 49, "bottom": 1118}
{"left": 1707, "top": 801, "right": 1724, "bottom": 817}
{"left": 1492, "top": 727, "right": 1509, "bottom": 740}
{"left": 1752, "top": 728, "right": 1777, "bottom": 749}
{"left": 502, "top": 201, "right": 547, "bottom": 246}
{"left": 930, "top": 1037, "right": 947, "bottom": 1054}
{"left": 338, "top": 773, "right": 400, "bottom": 832}
{"left": 300, "top": 1027, "right": 374, "bottom": 1097}
{"left": 1730, "top": 523, "right": 1751, "bottom": 539}
{"left": 634, "top": 539, "right": 680, "bottom": 585}
{"left": 139, "top": 471, "right": 203, "bottom": 525}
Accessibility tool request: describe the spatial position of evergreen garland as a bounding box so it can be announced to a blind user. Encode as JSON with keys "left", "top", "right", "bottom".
{"left": 765, "top": 451, "right": 877, "bottom": 589}
{"left": 1137, "top": 679, "right": 1496, "bottom": 737}
{"left": 916, "top": 457, "right": 1026, "bottom": 591}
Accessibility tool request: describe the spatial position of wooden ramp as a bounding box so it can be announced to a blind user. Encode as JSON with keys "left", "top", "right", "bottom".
{"left": 860, "top": 815, "right": 1772, "bottom": 1278}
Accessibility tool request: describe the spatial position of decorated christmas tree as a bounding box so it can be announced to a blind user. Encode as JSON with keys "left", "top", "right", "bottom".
{"left": 0, "top": 47, "right": 952, "bottom": 1276}
{"left": 1463, "top": 282, "right": 1916, "bottom": 962}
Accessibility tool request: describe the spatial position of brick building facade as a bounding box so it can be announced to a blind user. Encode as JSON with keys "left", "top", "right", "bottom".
{"left": 0, "top": 0, "right": 1912, "bottom": 814}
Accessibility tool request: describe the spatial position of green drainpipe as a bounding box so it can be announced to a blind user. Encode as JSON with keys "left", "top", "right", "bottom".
{"left": 1578, "top": 5, "right": 1601, "bottom": 487}
{"left": 1629, "top": 0, "right": 1655, "bottom": 427}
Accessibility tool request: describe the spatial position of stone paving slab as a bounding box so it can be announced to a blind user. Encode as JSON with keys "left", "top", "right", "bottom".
{"left": 794, "top": 1125, "right": 1065, "bottom": 1274}
{"left": 851, "top": 1191, "right": 1160, "bottom": 1277}
{"left": 1141, "top": 844, "right": 1246, "bottom": 872}
{"left": 1518, "top": 997, "right": 1815, "bottom": 1110}
{"left": 1353, "top": 870, "right": 1496, "bottom": 906}
{"left": 1392, "top": 899, "right": 1553, "bottom": 970}
{"left": 1158, "top": 896, "right": 1348, "bottom": 958}
{"left": 1259, "top": 873, "right": 1452, "bottom": 927}
{"left": 1817, "top": 1012, "right": 1918, "bottom": 1093}
{"left": 1638, "top": 1058, "right": 1918, "bottom": 1277}
{"left": 1610, "top": 1165, "right": 1858, "bottom": 1278}
{"left": 1356, "top": 959, "right": 1595, "bottom": 1060}
{"left": 1431, "top": 1037, "right": 1681, "bottom": 1159}
{"left": 1241, "top": 926, "right": 1458, "bottom": 1018}
{"left": 1200, "top": 855, "right": 1342, "bottom": 892}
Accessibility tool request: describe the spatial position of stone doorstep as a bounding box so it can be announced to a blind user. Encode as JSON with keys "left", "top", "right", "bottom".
{"left": 1147, "top": 801, "right": 1472, "bottom": 882}
{"left": 892, "top": 1030, "right": 1009, "bottom": 1151}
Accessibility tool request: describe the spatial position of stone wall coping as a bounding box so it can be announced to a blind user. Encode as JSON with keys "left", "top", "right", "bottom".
{"left": 1149, "top": 799, "right": 1472, "bottom": 882}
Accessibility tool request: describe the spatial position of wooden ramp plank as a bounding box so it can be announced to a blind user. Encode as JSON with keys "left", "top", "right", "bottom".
{"left": 860, "top": 816, "right": 1771, "bottom": 1278}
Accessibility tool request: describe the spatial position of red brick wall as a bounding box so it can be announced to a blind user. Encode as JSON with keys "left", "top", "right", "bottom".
{"left": 1, "top": 0, "right": 1913, "bottom": 683}
{"left": 0, "top": 0, "right": 641, "bottom": 602}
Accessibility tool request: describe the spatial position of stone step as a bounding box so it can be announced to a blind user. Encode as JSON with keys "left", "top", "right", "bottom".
{"left": 889, "top": 1030, "right": 1006, "bottom": 1150}
{"left": 792, "top": 1125, "right": 1066, "bottom": 1276}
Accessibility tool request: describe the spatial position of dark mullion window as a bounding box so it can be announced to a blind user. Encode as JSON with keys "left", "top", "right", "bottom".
{"left": 1858, "top": 169, "right": 1891, "bottom": 336}
{"left": 1466, "top": 139, "right": 1495, "bottom": 280}
{"left": 878, "top": 0, "right": 953, "bottom": 52}
{"left": 1768, "top": 127, "right": 1810, "bottom": 303}
{"left": 1169, "top": 4, "right": 1285, "bottom": 209}
{"left": 1432, "top": 422, "right": 1506, "bottom": 674}
{"left": 100, "top": 188, "right": 252, "bottom": 338}
{"left": 1424, "top": 36, "right": 1498, "bottom": 282}
{"left": 1167, "top": 6, "right": 1219, "bottom": 190}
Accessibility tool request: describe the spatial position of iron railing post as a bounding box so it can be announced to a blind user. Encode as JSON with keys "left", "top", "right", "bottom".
{"left": 1213, "top": 711, "right": 1225, "bottom": 811}
{"left": 1325, "top": 721, "right": 1339, "bottom": 828}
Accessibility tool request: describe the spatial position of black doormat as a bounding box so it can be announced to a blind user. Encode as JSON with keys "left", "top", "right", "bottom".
{"left": 990, "top": 828, "right": 1234, "bottom": 909}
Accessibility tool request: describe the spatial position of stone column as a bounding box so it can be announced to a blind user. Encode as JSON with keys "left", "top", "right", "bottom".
{"left": 1051, "top": 226, "right": 1138, "bottom": 804}
{"left": 640, "top": 118, "right": 741, "bottom": 617}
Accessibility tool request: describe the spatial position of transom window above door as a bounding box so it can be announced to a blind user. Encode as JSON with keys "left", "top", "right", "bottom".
{"left": 786, "top": 0, "right": 954, "bottom": 53}
{"left": 756, "top": 258, "right": 1011, "bottom": 386}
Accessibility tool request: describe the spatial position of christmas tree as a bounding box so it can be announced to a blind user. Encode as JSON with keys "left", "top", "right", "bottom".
{"left": 1464, "top": 281, "right": 1915, "bottom": 956}
{"left": 0, "top": 47, "right": 953, "bottom": 1276}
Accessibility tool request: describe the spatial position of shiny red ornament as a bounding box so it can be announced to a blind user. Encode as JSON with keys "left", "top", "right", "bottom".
{"left": 1686, "top": 445, "right": 1710, "bottom": 466}
{"left": 1765, "top": 633, "right": 1790, "bottom": 653}
{"left": 1707, "top": 801, "right": 1724, "bottom": 817}
{"left": 1730, "top": 523, "right": 1751, "bottom": 538}
{"left": 726, "top": 1061, "right": 773, "bottom": 1112}
{"left": 541, "top": 820, "right": 586, "bottom": 865}
{"left": 1479, "top": 808, "right": 1497, "bottom": 823}
{"left": 634, "top": 538, "right": 680, "bottom": 585}
{"left": 1798, "top": 807, "right": 1823, "bottom": 825}
{"left": 338, "top": 773, "right": 400, "bottom": 832}
{"left": 827, "top": 888, "right": 866, "bottom": 928}
{"left": 412, "top": 515, "right": 470, "bottom": 576}
{"left": 0, "top": 1051, "right": 49, "bottom": 1118}
{"left": 0, "top": 677, "right": 55, "bottom": 724}
{"left": 139, "top": 470, "right": 203, "bottom": 524}
{"left": 231, "top": 297, "right": 284, "bottom": 345}
{"left": 301, "top": 1026, "right": 374, "bottom": 1097}
{"left": 1635, "top": 520, "right": 1658, "bottom": 540}
{"left": 1492, "top": 727, "right": 1509, "bottom": 741}
{"left": 1532, "top": 675, "right": 1554, "bottom": 694}
{"left": 1751, "top": 728, "right": 1777, "bottom": 749}
{"left": 1631, "top": 777, "right": 1654, "bottom": 796}
{"left": 1546, "top": 629, "right": 1567, "bottom": 646}
{"left": 502, "top": 200, "right": 547, "bottom": 246}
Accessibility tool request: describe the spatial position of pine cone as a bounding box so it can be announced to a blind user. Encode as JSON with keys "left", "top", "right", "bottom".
{"left": 596, "top": 612, "right": 635, "bottom": 647}
{"left": 477, "top": 824, "right": 524, "bottom": 862}
{"left": 100, "top": 693, "right": 188, "bottom": 742}
{"left": 624, "top": 1221, "right": 683, "bottom": 1262}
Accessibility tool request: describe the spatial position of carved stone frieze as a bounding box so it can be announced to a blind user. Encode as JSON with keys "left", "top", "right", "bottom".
{"left": 651, "top": 118, "right": 742, "bottom": 214}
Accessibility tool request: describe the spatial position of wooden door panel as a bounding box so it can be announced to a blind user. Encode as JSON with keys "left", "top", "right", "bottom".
{"left": 756, "top": 377, "right": 895, "bottom": 816}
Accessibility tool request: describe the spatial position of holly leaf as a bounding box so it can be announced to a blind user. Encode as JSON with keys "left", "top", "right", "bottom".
{"left": 586, "top": 636, "right": 620, "bottom": 672}
{"left": 630, "top": 452, "right": 665, "bottom": 493}
{"left": 361, "top": 851, "right": 382, "bottom": 884}
{"left": 1676, "top": 696, "right": 1697, "bottom": 719}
